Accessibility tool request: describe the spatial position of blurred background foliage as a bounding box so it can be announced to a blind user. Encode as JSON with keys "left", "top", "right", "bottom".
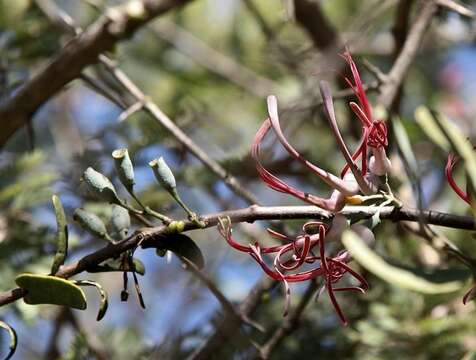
{"left": 0, "top": 0, "right": 476, "bottom": 359}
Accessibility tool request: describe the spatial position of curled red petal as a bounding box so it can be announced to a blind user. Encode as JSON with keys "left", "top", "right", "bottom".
{"left": 340, "top": 50, "right": 373, "bottom": 122}
{"left": 266, "top": 95, "right": 361, "bottom": 196}
{"left": 445, "top": 153, "right": 471, "bottom": 204}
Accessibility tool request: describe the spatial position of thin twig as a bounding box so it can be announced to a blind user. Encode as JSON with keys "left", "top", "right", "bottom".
{"left": 35, "top": 0, "right": 261, "bottom": 206}
{"left": 0, "top": 0, "right": 195, "bottom": 148}
{"left": 378, "top": 0, "right": 438, "bottom": 108}
{"left": 180, "top": 256, "right": 265, "bottom": 332}
{"left": 98, "top": 55, "right": 261, "bottom": 205}
{"left": 436, "top": 0, "right": 475, "bottom": 18}
{"left": 257, "top": 280, "right": 319, "bottom": 359}
{"left": 150, "top": 20, "right": 280, "bottom": 97}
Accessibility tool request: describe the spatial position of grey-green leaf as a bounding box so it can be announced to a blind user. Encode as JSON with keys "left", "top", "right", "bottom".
{"left": 74, "top": 280, "right": 109, "bottom": 321}
{"left": 414, "top": 106, "right": 450, "bottom": 151}
{"left": 50, "top": 195, "right": 68, "bottom": 275}
{"left": 392, "top": 116, "right": 419, "bottom": 176}
{"left": 342, "top": 230, "right": 464, "bottom": 294}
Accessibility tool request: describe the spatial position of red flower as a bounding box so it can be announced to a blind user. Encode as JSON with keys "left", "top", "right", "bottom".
{"left": 445, "top": 153, "right": 472, "bottom": 204}
{"left": 218, "top": 218, "right": 368, "bottom": 325}
{"left": 251, "top": 51, "right": 391, "bottom": 213}
{"left": 339, "top": 51, "right": 389, "bottom": 177}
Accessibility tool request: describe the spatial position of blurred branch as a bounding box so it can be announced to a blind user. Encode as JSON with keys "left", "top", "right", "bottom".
{"left": 293, "top": 0, "right": 340, "bottom": 50}
{"left": 150, "top": 20, "right": 280, "bottom": 97}
{"left": 436, "top": 0, "right": 475, "bottom": 18}
{"left": 44, "top": 307, "right": 69, "bottom": 360}
{"left": 0, "top": 0, "right": 195, "bottom": 148}
{"left": 66, "top": 308, "right": 109, "bottom": 360}
{"left": 97, "top": 55, "right": 261, "bottom": 205}
{"left": 189, "top": 276, "right": 276, "bottom": 360}
{"left": 389, "top": 0, "right": 414, "bottom": 112}
{"left": 180, "top": 256, "right": 265, "bottom": 333}
{"left": 378, "top": 0, "right": 438, "bottom": 109}
{"left": 1, "top": 204, "right": 475, "bottom": 307}
{"left": 35, "top": 0, "right": 260, "bottom": 205}
{"left": 257, "top": 280, "right": 319, "bottom": 359}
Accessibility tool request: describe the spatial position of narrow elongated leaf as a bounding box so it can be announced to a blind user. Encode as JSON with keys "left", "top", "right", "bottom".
{"left": 15, "top": 274, "right": 87, "bottom": 309}
{"left": 0, "top": 320, "right": 17, "bottom": 360}
{"left": 414, "top": 106, "right": 450, "bottom": 151}
{"left": 342, "top": 230, "right": 464, "bottom": 294}
{"left": 74, "top": 280, "right": 109, "bottom": 321}
{"left": 50, "top": 195, "right": 68, "bottom": 275}
{"left": 392, "top": 116, "right": 419, "bottom": 176}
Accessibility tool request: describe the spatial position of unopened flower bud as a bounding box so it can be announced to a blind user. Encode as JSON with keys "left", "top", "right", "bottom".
{"left": 112, "top": 148, "right": 135, "bottom": 191}
{"left": 369, "top": 147, "right": 392, "bottom": 176}
{"left": 73, "top": 208, "right": 111, "bottom": 241}
{"left": 83, "top": 167, "right": 122, "bottom": 205}
{"left": 111, "top": 205, "right": 130, "bottom": 239}
{"left": 149, "top": 157, "right": 176, "bottom": 193}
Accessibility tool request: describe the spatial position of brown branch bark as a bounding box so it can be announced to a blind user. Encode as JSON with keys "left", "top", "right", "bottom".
{"left": 0, "top": 0, "right": 194, "bottom": 148}
{"left": 293, "top": 0, "right": 339, "bottom": 50}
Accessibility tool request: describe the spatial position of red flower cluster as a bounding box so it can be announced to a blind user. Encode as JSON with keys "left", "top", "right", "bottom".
{"left": 219, "top": 52, "right": 388, "bottom": 325}
{"left": 252, "top": 51, "right": 391, "bottom": 213}
{"left": 218, "top": 217, "right": 371, "bottom": 325}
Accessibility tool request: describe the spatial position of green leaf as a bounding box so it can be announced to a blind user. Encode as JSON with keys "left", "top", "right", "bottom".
{"left": 74, "top": 280, "right": 109, "bottom": 321}
{"left": 50, "top": 195, "right": 68, "bottom": 275}
{"left": 15, "top": 274, "right": 87, "bottom": 309}
{"left": 392, "top": 116, "right": 419, "bottom": 176}
{"left": 342, "top": 230, "right": 464, "bottom": 294}
{"left": 0, "top": 320, "right": 17, "bottom": 360}
{"left": 414, "top": 106, "right": 450, "bottom": 151}
{"left": 145, "top": 234, "right": 204, "bottom": 269}
{"left": 87, "top": 257, "right": 145, "bottom": 276}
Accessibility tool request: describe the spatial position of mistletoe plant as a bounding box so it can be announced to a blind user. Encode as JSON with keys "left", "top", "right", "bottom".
{"left": 1, "top": 52, "right": 476, "bottom": 359}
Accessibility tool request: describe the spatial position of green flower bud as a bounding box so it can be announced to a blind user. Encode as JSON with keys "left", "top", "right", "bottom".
{"left": 73, "top": 208, "right": 110, "bottom": 241}
{"left": 83, "top": 167, "right": 122, "bottom": 205}
{"left": 112, "top": 148, "right": 135, "bottom": 191}
{"left": 110, "top": 205, "right": 130, "bottom": 239}
{"left": 149, "top": 157, "right": 176, "bottom": 193}
{"left": 175, "top": 221, "right": 185, "bottom": 233}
